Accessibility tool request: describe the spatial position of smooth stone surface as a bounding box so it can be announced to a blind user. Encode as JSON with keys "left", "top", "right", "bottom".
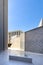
{"left": 0, "top": 50, "right": 43, "bottom": 65}
{"left": 0, "top": 50, "right": 33, "bottom": 65}
{"left": 9, "top": 55, "right": 32, "bottom": 63}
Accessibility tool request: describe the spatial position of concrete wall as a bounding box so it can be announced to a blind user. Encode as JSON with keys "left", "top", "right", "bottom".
{"left": 8, "top": 33, "right": 25, "bottom": 51}
{"left": 0, "top": 0, "right": 3, "bottom": 50}
{"left": 11, "top": 36, "right": 21, "bottom": 50}
{"left": 3, "top": 0, "right": 8, "bottom": 50}
{"left": 0, "top": 0, "right": 8, "bottom": 50}
{"left": 20, "top": 32, "right": 25, "bottom": 51}
{"left": 25, "top": 27, "right": 43, "bottom": 53}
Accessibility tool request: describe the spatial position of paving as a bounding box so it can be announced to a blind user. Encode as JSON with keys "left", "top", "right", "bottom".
{"left": 0, "top": 50, "right": 43, "bottom": 65}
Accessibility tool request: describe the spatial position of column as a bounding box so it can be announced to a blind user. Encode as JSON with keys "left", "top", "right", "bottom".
{"left": 0, "top": 0, "right": 8, "bottom": 50}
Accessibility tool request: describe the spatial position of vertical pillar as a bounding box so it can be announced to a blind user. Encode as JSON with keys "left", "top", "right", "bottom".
{"left": 0, "top": 0, "right": 8, "bottom": 50}
{"left": 3, "top": 0, "right": 8, "bottom": 50}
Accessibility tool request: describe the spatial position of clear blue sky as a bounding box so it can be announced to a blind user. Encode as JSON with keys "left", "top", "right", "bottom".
{"left": 8, "top": 0, "right": 43, "bottom": 32}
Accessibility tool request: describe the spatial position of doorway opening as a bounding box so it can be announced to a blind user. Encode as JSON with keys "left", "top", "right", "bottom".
{"left": 8, "top": 0, "right": 25, "bottom": 51}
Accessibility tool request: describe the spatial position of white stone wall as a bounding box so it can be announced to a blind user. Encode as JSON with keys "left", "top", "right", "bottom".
{"left": 11, "top": 35, "right": 21, "bottom": 50}
{"left": 20, "top": 32, "right": 25, "bottom": 51}
{"left": 8, "top": 32, "right": 25, "bottom": 51}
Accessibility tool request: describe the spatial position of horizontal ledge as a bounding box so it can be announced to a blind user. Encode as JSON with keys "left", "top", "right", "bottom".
{"left": 9, "top": 55, "right": 32, "bottom": 63}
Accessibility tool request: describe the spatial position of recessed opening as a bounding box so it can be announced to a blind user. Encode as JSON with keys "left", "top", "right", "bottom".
{"left": 8, "top": 0, "right": 25, "bottom": 51}
{"left": 8, "top": 0, "right": 43, "bottom": 54}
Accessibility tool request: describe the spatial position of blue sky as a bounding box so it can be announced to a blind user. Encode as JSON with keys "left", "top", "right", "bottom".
{"left": 8, "top": 0, "right": 43, "bottom": 32}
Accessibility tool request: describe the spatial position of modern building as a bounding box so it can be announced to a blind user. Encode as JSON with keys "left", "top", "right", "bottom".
{"left": 8, "top": 30, "right": 23, "bottom": 44}
{"left": 8, "top": 30, "right": 25, "bottom": 51}
{"left": 38, "top": 18, "right": 43, "bottom": 27}
{"left": 8, "top": 18, "right": 43, "bottom": 54}
{"left": 0, "top": 0, "right": 43, "bottom": 65}
{"left": 25, "top": 19, "right": 43, "bottom": 53}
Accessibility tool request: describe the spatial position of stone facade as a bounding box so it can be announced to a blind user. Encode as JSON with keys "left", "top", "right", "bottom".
{"left": 25, "top": 26, "right": 43, "bottom": 53}
{"left": 8, "top": 31, "right": 25, "bottom": 51}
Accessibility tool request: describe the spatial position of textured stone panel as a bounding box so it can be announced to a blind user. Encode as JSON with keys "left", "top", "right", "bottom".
{"left": 25, "top": 27, "right": 43, "bottom": 53}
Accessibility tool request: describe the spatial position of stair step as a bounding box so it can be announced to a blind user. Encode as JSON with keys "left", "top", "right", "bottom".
{"left": 9, "top": 55, "right": 32, "bottom": 63}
